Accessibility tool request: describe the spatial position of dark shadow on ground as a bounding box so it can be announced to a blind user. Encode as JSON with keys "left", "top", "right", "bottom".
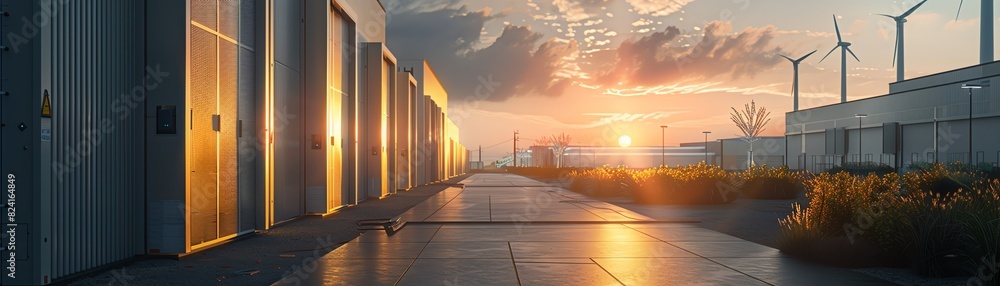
{"left": 66, "top": 174, "right": 472, "bottom": 286}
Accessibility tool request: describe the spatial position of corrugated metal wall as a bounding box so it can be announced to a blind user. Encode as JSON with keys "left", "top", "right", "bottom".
{"left": 49, "top": 0, "right": 144, "bottom": 280}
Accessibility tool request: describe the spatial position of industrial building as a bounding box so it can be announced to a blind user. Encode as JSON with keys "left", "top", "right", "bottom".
{"left": 0, "top": 0, "right": 468, "bottom": 284}
{"left": 785, "top": 62, "right": 1000, "bottom": 173}
{"left": 782, "top": 0, "right": 1000, "bottom": 173}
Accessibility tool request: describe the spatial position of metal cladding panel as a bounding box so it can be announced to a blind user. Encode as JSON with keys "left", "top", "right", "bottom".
{"left": 902, "top": 123, "right": 933, "bottom": 163}
{"left": 303, "top": 0, "right": 330, "bottom": 213}
{"left": 883, "top": 122, "right": 899, "bottom": 154}
{"left": 36, "top": 0, "right": 145, "bottom": 281}
{"left": 273, "top": 0, "right": 301, "bottom": 73}
{"left": 238, "top": 48, "right": 256, "bottom": 232}
{"left": 219, "top": 41, "right": 239, "bottom": 237}
{"left": 219, "top": 0, "right": 240, "bottom": 39}
{"left": 272, "top": 64, "right": 304, "bottom": 222}
{"left": 1, "top": 1, "right": 37, "bottom": 284}
{"left": 836, "top": 127, "right": 847, "bottom": 155}
{"left": 192, "top": 0, "right": 218, "bottom": 30}
{"left": 408, "top": 81, "right": 417, "bottom": 188}
{"left": 272, "top": 0, "right": 305, "bottom": 223}
{"left": 824, "top": 128, "right": 835, "bottom": 155}
{"left": 363, "top": 43, "right": 386, "bottom": 198}
{"left": 332, "top": 8, "right": 354, "bottom": 206}
{"left": 190, "top": 27, "right": 220, "bottom": 245}
{"left": 240, "top": 0, "right": 255, "bottom": 45}
{"left": 786, "top": 134, "right": 804, "bottom": 169}
{"left": 395, "top": 73, "right": 411, "bottom": 190}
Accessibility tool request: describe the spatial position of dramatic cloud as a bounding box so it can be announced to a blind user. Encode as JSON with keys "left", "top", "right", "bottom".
{"left": 596, "top": 21, "right": 785, "bottom": 88}
{"left": 388, "top": 6, "right": 788, "bottom": 102}
{"left": 387, "top": 6, "right": 503, "bottom": 57}
{"left": 382, "top": 0, "right": 461, "bottom": 14}
{"left": 627, "top": 0, "right": 695, "bottom": 17}
{"left": 388, "top": 7, "right": 578, "bottom": 102}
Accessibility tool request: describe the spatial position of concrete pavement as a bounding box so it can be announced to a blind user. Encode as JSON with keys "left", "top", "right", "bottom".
{"left": 275, "top": 173, "right": 892, "bottom": 285}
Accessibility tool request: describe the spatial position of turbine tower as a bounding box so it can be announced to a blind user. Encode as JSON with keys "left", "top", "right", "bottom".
{"left": 820, "top": 15, "right": 861, "bottom": 103}
{"left": 957, "top": 0, "right": 994, "bottom": 63}
{"left": 878, "top": 0, "right": 928, "bottom": 82}
{"left": 780, "top": 50, "right": 817, "bottom": 111}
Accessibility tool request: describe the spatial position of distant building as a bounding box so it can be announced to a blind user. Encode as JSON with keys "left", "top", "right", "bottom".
{"left": 506, "top": 137, "right": 786, "bottom": 170}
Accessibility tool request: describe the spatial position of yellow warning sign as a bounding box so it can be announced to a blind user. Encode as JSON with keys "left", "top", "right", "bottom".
{"left": 41, "top": 90, "right": 52, "bottom": 117}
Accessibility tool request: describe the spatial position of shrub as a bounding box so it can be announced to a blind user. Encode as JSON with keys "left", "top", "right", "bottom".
{"left": 908, "top": 162, "right": 999, "bottom": 180}
{"left": 631, "top": 167, "right": 679, "bottom": 204}
{"left": 827, "top": 162, "right": 896, "bottom": 176}
{"left": 779, "top": 166, "right": 1000, "bottom": 278}
{"left": 902, "top": 162, "right": 986, "bottom": 198}
{"left": 787, "top": 172, "right": 900, "bottom": 237}
{"left": 741, "top": 165, "right": 805, "bottom": 200}
{"left": 568, "top": 166, "right": 637, "bottom": 197}
{"left": 890, "top": 181, "right": 1000, "bottom": 277}
{"left": 634, "top": 163, "right": 738, "bottom": 205}
{"left": 779, "top": 172, "right": 902, "bottom": 265}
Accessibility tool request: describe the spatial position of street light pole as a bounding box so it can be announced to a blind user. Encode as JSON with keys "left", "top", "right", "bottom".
{"left": 962, "top": 83, "right": 987, "bottom": 164}
{"left": 513, "top": 130, "right": 519, "bottom": 168}
{"left": 660, "top": 125, "right": 668, "bottom": 167}
{"left": 855, "top": 114, "right": 867, "bottom": 163}
{"left": 703, "top": 131, "right": 712, "bottom": 164}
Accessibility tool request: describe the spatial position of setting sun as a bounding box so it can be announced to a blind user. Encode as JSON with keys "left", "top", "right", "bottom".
{"left": 618, "top": 135, "right": 632, "bottom": 147}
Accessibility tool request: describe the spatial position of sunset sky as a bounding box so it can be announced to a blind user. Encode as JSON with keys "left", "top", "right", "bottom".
{"left": 384, "top": 0, "right": 991, "bottom": 162}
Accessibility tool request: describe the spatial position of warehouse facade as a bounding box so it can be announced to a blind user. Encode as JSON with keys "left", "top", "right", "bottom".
{"left": 785, "top": 62, "right": 1000, "bottom": 173}
{"left": 0, "top": 0, "right": 468, "bottom": 284}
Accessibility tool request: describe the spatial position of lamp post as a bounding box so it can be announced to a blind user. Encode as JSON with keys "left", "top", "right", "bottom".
{"left": 703, "top": 131, "right": 712, "bottom": 164}
{"left": 961, "top": 83, "right": 986, "bottom": 164}
{"left": 855, "top": 114, "right": 867, "bottom": 163}
{"left": 660, "top": 125, "right": 668, "bottom": 167}
{"left": 513, "top": 131, "right": 519, "bottom": 168}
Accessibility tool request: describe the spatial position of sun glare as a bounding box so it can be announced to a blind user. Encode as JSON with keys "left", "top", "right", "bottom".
{"left": 618, "top": 135, "right": 632, "bottom": 147}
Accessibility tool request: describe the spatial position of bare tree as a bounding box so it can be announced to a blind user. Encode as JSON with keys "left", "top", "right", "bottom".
{"left": 549, "top": 133, "right": 572, "bottom": 168}
{"left": 730, "top": 100, "right": 771, "bottom": 169}
{"left": 533, "top": 133, "right": 573, "bottom": 168}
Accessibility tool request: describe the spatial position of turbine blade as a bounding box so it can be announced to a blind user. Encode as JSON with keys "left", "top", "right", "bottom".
{"left": 833, "top": 15, "right": 843, "bottom": 42}
{"left": 820, "top": 46, "right": 838, "bottom": 63}
{"left": 956, "top": 0, "right": 964, "bottom": 21}
{"left": 779, "top": 54, "right": 795, "bottom": 62}
{"left": 901, "top": 0, "right": 929, "bottom": 18}
{"left": 846, "top": 47, "right": 861, "bottom": 62}
{"left": 876, "top": 14, "right": 896, "bottom": 19}
{"left": 797, "top": 50, "right": 818, "bottom": 62}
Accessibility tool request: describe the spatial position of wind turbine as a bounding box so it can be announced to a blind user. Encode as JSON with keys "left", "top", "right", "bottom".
{"left": 820, "top": 15, "right": 860, "bottom": 103}
{"left": 780, "top": 50, "right": 817, "bottom": 111}
{"left": 878, "top": 0, "right": 928, "bottom": 82}
{"left": 956, "top": 0, "right": 994, "bottom": 63}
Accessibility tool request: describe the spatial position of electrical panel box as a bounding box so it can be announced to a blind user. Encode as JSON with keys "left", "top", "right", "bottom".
{"left": 311, "top": 135, "right": 322, "bottom": 150}
{"left": 212, "top": 114, "right": 221, "bottom": 131}
{"left": 156, "top": 105, "right": 177, "bottom": 134}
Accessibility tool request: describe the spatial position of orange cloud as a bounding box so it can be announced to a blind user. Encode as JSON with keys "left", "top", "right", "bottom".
{"left": 596, "top": 21, "right": 786, "bottom": 87}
